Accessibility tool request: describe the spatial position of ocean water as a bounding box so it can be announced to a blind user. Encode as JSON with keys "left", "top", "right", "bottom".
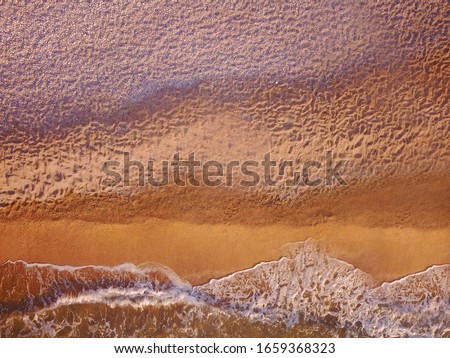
{"left": 1, "top": 240, "right": 448, "bottom": 338}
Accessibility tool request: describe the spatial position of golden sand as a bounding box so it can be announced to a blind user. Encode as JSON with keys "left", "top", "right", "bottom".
{"left": 1, "top": 175, "right": 448, "bottom": 285}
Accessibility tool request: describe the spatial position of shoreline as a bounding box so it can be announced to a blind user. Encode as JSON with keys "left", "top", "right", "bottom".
{"left": 0, "top": 175, "right": 448, "bottom": 286}
{"left": 1, "top": 220, "right": 448, "bottom": 286}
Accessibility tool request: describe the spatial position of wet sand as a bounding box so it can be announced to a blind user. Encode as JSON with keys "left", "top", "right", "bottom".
{"left": 1, "top": 175, "right": 448, "bottom": 285}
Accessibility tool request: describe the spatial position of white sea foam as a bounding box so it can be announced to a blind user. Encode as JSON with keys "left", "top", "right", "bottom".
{"left": 1, "top": 239, "right": 448, "bottom": 337}
{"left": 196, "top": 239, "right": 450, "bottom": 337}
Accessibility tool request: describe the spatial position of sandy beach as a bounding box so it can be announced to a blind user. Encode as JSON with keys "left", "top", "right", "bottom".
{"left": 1, "top": 175, "right": 448, "bottom": 285}
{"left": 1, "top": 0, "right": 449, "bottom": 338}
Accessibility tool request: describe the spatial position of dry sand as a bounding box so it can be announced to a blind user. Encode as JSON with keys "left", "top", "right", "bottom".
{"left": 1, "top": 2, "right": 449, "bottom": 205}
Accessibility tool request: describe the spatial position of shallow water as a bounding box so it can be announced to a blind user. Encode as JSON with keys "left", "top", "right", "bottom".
{"left": 1, "top": 240, "right": 448, "bottom": 338}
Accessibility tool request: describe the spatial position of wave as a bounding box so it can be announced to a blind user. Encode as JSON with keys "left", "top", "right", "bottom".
{"left": 198, "top": 240, "right": 450, "bottom": 337}
{"left": 0, "top": 260, "right": 191, "bottom": 317}
{"left": 1, "top": 240, "right": 448, "bottom": 337}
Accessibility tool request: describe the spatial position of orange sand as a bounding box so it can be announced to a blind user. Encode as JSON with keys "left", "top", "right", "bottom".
{"left": 1, "top": 176, "right": 448, "bottom": 285}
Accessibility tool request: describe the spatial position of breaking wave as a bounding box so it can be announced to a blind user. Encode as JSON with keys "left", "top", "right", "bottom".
{"left": 1, "top": 240, "right": 448, "bottom": 337}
